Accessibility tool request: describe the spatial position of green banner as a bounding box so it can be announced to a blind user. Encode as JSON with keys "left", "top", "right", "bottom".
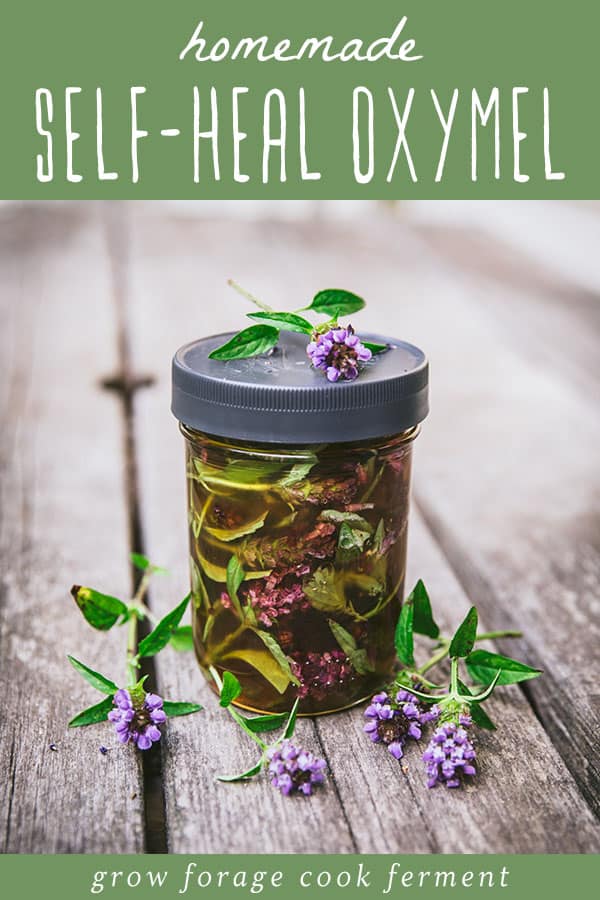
{"left": 0, "top": 855, "right": 598, "bottom": 899}
{"left": 1, "top": 0, "right": 598, "bottom": 198}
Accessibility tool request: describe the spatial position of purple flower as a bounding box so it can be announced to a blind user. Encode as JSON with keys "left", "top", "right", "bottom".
{"left": 266, "top": 740, "right": 327, "bottom": 796}
{"left": 307, "top": 325, "right": 372, "bottom": 382}
{"left": 107, "top": 688, "right": 167, "bottom": 751}
{"left": 291, "top": 650, "right": 355, "bottom": 701}
{"left": 364, "top": 689, "right": 437, "bottom": 760}
{"left": 422, "top": 715, "right": 477, "bottom": 788}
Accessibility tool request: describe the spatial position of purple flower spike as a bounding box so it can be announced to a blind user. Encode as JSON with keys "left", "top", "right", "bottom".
{"left": 307, "top": 324, "right": 372, "bottom": 382}
{"left": 266, "top": 740, "right": 327, "bottom": 797}
{"left": 364, "top": 689, "right": 430, "bottom": 759}
{"left": 108, "top": 688, "right": 167, "bottom": 751}
{"left": 423, "top": 717, "right": 477, "bottom": 789}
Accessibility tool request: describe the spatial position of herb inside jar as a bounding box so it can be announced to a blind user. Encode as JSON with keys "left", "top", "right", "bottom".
{"left": 184, "top": 427, "right": 415, "bottom": 714}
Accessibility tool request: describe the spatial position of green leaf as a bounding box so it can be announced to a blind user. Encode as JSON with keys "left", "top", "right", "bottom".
{"left": 373, "top": 519, "right": 385, "bottom": 552}
{"left": 220, "top": 671, "right": 242, "bottom": 708}
{"left": 394, "top": 600, "right": 415, "bottom": 667}
{"left": 302, "top": 289, "right": 365, "bottom": 318}
{"left": 456, "top": 678, "right": 496, "bottom": 731}
{"left": 255, "top": 631, "right": 300, "bottom": 686}
{"left": 278, "top": 461, "right": 317, "bottom": 487}
{"left": 226, "top": 555, "right": 245, "bottom": 619}
{"left": 222, "top": 648, "right": 292, "bottom": 694}
{"left": 205, "top": 511, "right": 268, "bottom": 543}
{"left": 169, "top": 625, "right": 194, "bottom": 652}
{"left": 67, "top": 656, "right": 119, "bottom": 695}
{"left": 283, "top": 697, "right": 300, "bottom": 739}
{"left": 320, "top": 509, "right": 373, "bottom": 532}
{"left": 336, "top": 522, "right": 372, "bottom": 561}
{"left": 162, "top": 700, "right": 203, "bottom": 717}
{"left": 363, "top": 341, "right": 388, "bottom": 354}
{"left": 217, "top": 761, "right": 263, "bottom": 782}
{"left": 70, "top": 585, "right": 128, "bottom": 631}
{"left": 466, "top": 649, "right": 542, "bottom": 686}
{"left": 409, "top": 580, "right": 440, "bottom": 640}
{"left": 68, "top": 695, "right": 114, "bottom": 727}
{"left": 208, "top": 325, "right": 279, "bottom": 360}
{"left": 138, "top": 594, "right": 190, "bottom": 658}
{"left": 242, "top": 712, "right": 289, "bottom": 734}
{"left": 130, "top": 552, "right": 150, "bottom": 570}
{"left": 247, "top": 311, "right": 313, "bottom": 335}
{"left": 328, "top": 620, "right": 374, "bottom": 675}
{"left": 449, "top": 606, "right": 478, "bottom": 658}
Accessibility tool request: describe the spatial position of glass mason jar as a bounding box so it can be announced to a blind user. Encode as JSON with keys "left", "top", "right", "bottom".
{"left": 172, "top": 331, "right": 428, "bottom": 715}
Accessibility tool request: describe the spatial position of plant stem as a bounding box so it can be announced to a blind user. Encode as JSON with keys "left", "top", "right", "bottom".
{"left": 227, "top": 279, "right": 274, "bottom": 313}
{"left": 206, "top": 622, "right": 248, "bottom": 662}
{"left": 126, "top": 570, "right": 153, "bottom": 688}
{"left": 475, "top": 630, "right": 522, "bottom": 641}
{"left": 209, "top": 666, "right": 267, "bottom": 750}
{"left": 418, "top": 640, "right": 450, "bottom": 675}
{"left": 450, "top": 657, "right": 459, "bottom": 697}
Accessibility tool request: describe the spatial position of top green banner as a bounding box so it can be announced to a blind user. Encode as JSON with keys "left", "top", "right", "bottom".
{"left": 1, "top": 0, "right": 598, "bottom": 198}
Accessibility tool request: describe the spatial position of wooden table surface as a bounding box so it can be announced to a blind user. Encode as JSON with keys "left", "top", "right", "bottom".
{"left": 1, "top": 201, "right": 599, "bottom": 854}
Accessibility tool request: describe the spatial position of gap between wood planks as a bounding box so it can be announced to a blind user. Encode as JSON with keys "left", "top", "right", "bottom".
{"left": 102, "top": 206, "right": 167, "bottom": 853}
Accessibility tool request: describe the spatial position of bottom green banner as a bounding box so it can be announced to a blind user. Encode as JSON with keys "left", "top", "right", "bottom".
{"left": 0, "top": 855, "right": 597, "bottom": 900}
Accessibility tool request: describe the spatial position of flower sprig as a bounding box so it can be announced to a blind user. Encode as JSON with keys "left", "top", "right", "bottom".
{"left": 210, "top": 667, "right": 327, "bottom": 797}
{"left": 364, "top": 580, "right": 542, "bottom": 788}
{"left": 209, "top": 280, "right": 387, "bottom": 382}
{"left": 67, "top": 553, "right": 202, "bottom": 749}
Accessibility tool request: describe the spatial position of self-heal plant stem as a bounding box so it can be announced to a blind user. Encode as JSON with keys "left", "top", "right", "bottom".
{"left": 209, "top": 665, "right": 268, "bottom": 751}
{"left": 417, "top": 629, "right": 522, "bottom": 677}
{"left": 126, "top": 569, "right": 153, "bottom": 688}
{"left": 227, "top": 279, "right": 274, "bottom": 313}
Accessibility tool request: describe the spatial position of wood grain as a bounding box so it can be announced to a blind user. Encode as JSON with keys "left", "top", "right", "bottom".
{"left": 122, "top": 208, "right": 600, "bottom": 852}
{"left": 0, "top": 205, "right": 145, "bottom": 852}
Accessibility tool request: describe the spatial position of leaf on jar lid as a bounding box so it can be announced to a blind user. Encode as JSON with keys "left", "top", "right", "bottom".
{"left": 247, "top": 311, "right": 313, "bottom": 334}
{"left": 328, "top": 620, "right": 374, "bottom": 675}
{"left": 208, "top": 324, "right": 279, "bottom": 360}
{"left": 300, "top": 288, "right": 365, "bottom": 318}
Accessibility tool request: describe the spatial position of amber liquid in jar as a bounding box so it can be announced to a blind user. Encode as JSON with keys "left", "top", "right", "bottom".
{"left": 183, "top": 425, "right": 416, "bottom": 714}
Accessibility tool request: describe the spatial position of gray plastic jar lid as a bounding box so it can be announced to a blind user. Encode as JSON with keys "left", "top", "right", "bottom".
{"left": 171, "top": 330, "right": 429, "bottom": 445}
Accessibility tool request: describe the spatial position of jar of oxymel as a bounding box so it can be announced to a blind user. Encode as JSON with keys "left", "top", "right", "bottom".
{"left": 172, "top": 330, "right": 428, "bottom": 715}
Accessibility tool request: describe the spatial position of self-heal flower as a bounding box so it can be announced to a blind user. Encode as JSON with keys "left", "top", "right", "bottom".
{"left": 422, "top": 714, "right": 477, "bottom": 789}
{"left": 307, "top": 325, "right": 372, "bottom": 382}
{"left": 364, "top": 689, "right": 438, "bottom": 760}
{"left": 107, "top": 688, "right": 167, "bottom": 751}
{"left": 266, "top": 740, "right": 327, "bottom": 796}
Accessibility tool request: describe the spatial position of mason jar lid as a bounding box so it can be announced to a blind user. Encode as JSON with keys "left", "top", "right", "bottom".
{"left": 171, "top": 330, "right": 428, "bottom": 444}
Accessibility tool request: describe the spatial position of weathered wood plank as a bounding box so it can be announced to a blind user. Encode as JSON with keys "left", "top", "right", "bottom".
{"left": 316, "top": 512, "right": 600, "bottom": 852}
{"left": 124, "top": 208, "right": 599, "bottom": 851}
{"left": 0, "top": 204, "right": 145, "bottom": 852}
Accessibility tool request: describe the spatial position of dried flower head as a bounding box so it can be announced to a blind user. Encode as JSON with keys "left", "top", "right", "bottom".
{"left": 108, "top": 689, "right": 167, "bottom": 751}
{"left": 307, "top": 325, "right": 372, "bottom": 382}
{"left": 266, "top": 740, "right": 327, "bottom": 796}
